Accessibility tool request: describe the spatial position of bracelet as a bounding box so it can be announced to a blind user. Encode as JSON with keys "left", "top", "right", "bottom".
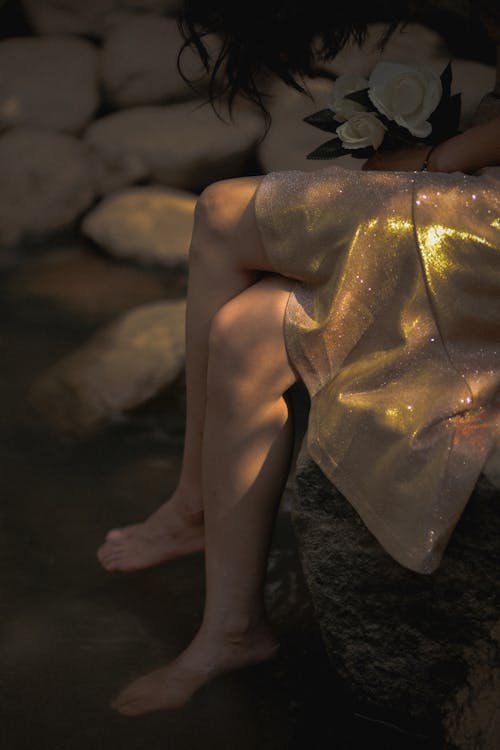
{"left": 420, "top": 144, "right": 437, "bottom": 172}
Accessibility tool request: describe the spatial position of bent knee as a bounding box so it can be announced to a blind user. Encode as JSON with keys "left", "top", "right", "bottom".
{"left": 192, "top": 177, "right": 263, "bottom": 253}
{"left": 207, "top": 288, "right": 296, "bottom": 400}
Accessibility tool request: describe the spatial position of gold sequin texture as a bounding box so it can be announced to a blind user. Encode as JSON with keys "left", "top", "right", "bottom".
{"left": 254, "top": 165, "right": 500, "bottom": 573}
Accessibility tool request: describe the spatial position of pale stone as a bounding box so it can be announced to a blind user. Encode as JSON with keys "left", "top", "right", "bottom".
{"left": 0, "top": 128, "right": 96, "bottom": 246}
{"left": 6, "top": 246, "right": 169, "bottom": 321}
{"left": 0, "top": 36, "right": 99, "bottom": 134}
{"left": 101, "top": 15, "right": 221, "bottom": 107}
{"left": 314, "top": 22, "right": 495, "bottom": 131}
{"left": 257, "top": 76, "right": 364, "bottom": 174}
{"left": 258, "top": 22, "right": 496, "bottom": 175}
{"left": 29, "top": 299, "right": 187, "bottom": 438}
{"left": 315, "top": 22, "right": 448, "bottom": 79}
{"left": 85, "top": 100, "right": 265, "bottom": 194}
{"left": 82, "top": 186, "right": 196, "bottom": 267}
{"left": 427, "top": 58, "right": 496, "bottom": 130}
{"left": 21, "top": 0, "right": 182, "bottom": 39}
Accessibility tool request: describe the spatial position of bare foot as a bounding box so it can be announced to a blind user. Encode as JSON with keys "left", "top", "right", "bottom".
{"left": 111, "top": 624, "right": 279, "bottom": 715}
{"left": 97, "top": 494, "right": 204, "bottom": 572}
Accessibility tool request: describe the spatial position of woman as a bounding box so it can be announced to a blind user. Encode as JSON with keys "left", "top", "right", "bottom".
{"left": 97, "top": 0, "right": 500, "bottom": 715}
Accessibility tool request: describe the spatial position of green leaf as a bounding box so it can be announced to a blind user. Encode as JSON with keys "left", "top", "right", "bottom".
{"left": 440, "top": 60, "right": 453, "bottom": 100}
{"left": 303, "top": 109, "right": 341, "bottom": 133}
{"left": 428, "top": 91, "right": 461, "bottom": 142}
{"left": 306, "top": 138, "right": 349, "bottom": 159}
{"left": 444, "top": 93, "right": 462, "bottom": 138}
{"left": 344, "top": 89, "right": 371, "bottom": 108}
{"left": 349, "top": 146, "right": 376, "bottom": 159}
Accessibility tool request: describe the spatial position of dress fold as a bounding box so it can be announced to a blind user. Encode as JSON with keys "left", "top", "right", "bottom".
{"left": 255, "top": 165, "right": 500, "bottom": 572}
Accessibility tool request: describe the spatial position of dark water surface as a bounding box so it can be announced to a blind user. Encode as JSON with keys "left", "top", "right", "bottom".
{"left": 0, "top": 246, "right": 332, "bottom": 750}
{"left": 0, "top": 243, "right": 429, "bottom": 750}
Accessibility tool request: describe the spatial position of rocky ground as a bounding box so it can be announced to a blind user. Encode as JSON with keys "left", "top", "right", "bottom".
{"left": 1, "top": 1, "right": 495, "bottom": 436}
{"left": 0, "top": 1, "right": 497, "bottom": 748}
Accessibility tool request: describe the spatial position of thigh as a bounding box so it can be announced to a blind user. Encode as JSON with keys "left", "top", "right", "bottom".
{"left": 209, "top": 274, "right": 300, "bottom": 396}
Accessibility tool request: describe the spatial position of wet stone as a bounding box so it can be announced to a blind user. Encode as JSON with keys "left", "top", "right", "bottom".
{"left": 85, "top": 100, "right": 265, "bottom": 194}
{"left": 100, "top": 15, "right": 220, "bottom": 108}
{"left": 21, "top": 0, "right": 182, "bottom": 39}
{"left": 0, "top": 35, "right": 100, "bottom": 134}
{"left": 311, "top": 21, "right": 495, "bottom": 132}
{"left": 5, "top": 245, "right": 170, "bottom": 322}
{"left": 0, "top": 128, "right": 96, "bottom": 247}
{"left": 29, "top": 298, "right": 187, "bottom": 439}
{"left": 315, "top": 22, "right": 448, "bottom": 79}
{"left": 291, "top": 455, "right": 500, "bottom": 750}
{"left": 82, "top": 185, "right": 196, "bottom": 268}
{"left": 257, "top": 75, "right": 364, "bottom": 174}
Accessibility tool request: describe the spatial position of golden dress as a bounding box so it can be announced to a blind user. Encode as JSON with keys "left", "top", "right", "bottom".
{"left": 254, "top": 165, "right": 500, "bottom": 573}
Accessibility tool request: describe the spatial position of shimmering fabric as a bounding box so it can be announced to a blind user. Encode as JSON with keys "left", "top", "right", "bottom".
{"left": 255, "top": 165, "right": 500, "bottom": 573}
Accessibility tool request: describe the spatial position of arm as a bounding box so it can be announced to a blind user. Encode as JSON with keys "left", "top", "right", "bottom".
{"left": 364, "top": 113, "right": 500, "bottom": 174}
{"left": 429, "top": 113, "right": 500, "bottom": 173}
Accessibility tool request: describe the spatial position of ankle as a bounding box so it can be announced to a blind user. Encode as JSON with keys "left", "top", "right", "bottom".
{"left": 201, "top": 610, "right": 272, "bottom": 643}
{"left": 171, "top": 485, "right": 203, "bottom": 521}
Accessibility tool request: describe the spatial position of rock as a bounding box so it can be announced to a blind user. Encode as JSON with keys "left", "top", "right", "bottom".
{"left": 291, "top": 454, "right": 500, "bottom": 750}
{"left": 6, "top": 245, "right": 169, "bottom": 321}
{"left": 21, "top": 0, "right": 182, "bottom": 39}
{"left": 82, "top": 185, "right": 196, "bottom": 267}
{"left": 0, "top": 128, "right": 96, "bottom": 247}
{"left": 316, "top": 22, "right": 448, "bottom": 79}
{"left": 431, "top": 58, "right": 495, "bottom": 130}
{"left": 29, "top": 299, "right": 186, "bottom": 438}
{"left": 258, "top": 25, "right": 496, "bottom": 175}
{"left": 101, "top": 15, "right": 221, "bottom": 108}
{"left": 257, "top": 76, "right": 364, "bottom": 173}
{"left": 313, "top": 22, "right": 495, "bottom": 131}
{"left": 0, "top": 36, "right": 99, "bottom": 134}
{"left": 472, "top": 92, "right": 500, "bottom": 126}
{"left": 84, "top": 100, "right": 265, "bottom": 194}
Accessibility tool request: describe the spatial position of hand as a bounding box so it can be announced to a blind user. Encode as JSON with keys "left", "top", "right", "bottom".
{"left": 362, "top": 145, "right": 431, "bottom": 172}
{"left": 363, "top": 114, "right": 500, "bottom": 175}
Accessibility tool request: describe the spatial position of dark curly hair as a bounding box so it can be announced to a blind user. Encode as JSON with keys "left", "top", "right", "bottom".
{"left": 177, "top": 0, "right": 413, "bottom": 117}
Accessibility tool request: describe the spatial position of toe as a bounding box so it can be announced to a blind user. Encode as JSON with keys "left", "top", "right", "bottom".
{"left": 105, "top": 528, "right": 126, "bottom": 542}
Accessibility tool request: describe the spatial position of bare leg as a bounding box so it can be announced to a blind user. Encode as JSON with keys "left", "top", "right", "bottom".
{"left": 112, "top": 275, "right": 298, "bottom": 714}
{"left": 97, "top": 177, "right": 278, "bottom": 571}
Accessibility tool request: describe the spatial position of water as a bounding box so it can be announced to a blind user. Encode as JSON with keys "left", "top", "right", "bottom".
{"left": 0, "top": 223, "right": 446, "bottom": 750}
{"left": 0, "top": 240, "right": 359, "bottom": 750}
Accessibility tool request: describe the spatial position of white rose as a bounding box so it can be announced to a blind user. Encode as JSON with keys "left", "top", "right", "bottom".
{"left": 329, "top": 74, "right": 369, "bottom": 122}
{"left": 368, "top": 61, "right": 442, "bottom": 139}
{"left": 336, "top": 112, "right": 387, "bottom": 150}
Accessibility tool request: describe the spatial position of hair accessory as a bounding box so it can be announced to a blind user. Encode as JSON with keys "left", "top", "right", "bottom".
{"left": 304, "top": 61, "right": 461, "bottom": 162}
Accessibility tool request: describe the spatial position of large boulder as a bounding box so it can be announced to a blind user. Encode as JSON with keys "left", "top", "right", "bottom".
{"left": 313, "top": 22, "right": 495, "bottom": 131}
{"left": 0, "top": 128, "right": 96, "bottom": 247}
{"left": 257, "top": 76, "right": 364, "bottom": 174}
{"left": 291, "top": 454, "right": 500, "bottom": 750}
{"left": 432, "top": 58, "right": 496, "bottom": 129}
{"left": 21, "top": 0, "right": 182, "bottom": 39}
{"left": 29, "top": 299, "right": 187, "bottom": 439}
{"left": 6, "top": 245, "right": 169, "bottom": 322}
{"left": 315, "top": 22, "right": 448, "bottom": 78}
{"left": 0, "top": 36, "right": 99, "bottom": 134}
{"left": 100, "top": 15, "right": 221, "bottom": 108}
{"left": 258, "top": 22, "right": 496, "bottom": 175}
{"left": 85, "top": 101, "right": 265, "bottom": 194}
{"left": 82, "top": 186, "right": 196, "bottom": 267}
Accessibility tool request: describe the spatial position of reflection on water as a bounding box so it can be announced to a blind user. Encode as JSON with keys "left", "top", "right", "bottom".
{"left": 0, "top": 243, "right": 425, "bottom": 749}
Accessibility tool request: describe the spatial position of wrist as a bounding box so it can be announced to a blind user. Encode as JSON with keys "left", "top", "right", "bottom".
{"left": 421, "top": 139, "right": 460, "bottom": 173}
{"left": 419, "top": 144, "right": 438, "bottom": 172}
